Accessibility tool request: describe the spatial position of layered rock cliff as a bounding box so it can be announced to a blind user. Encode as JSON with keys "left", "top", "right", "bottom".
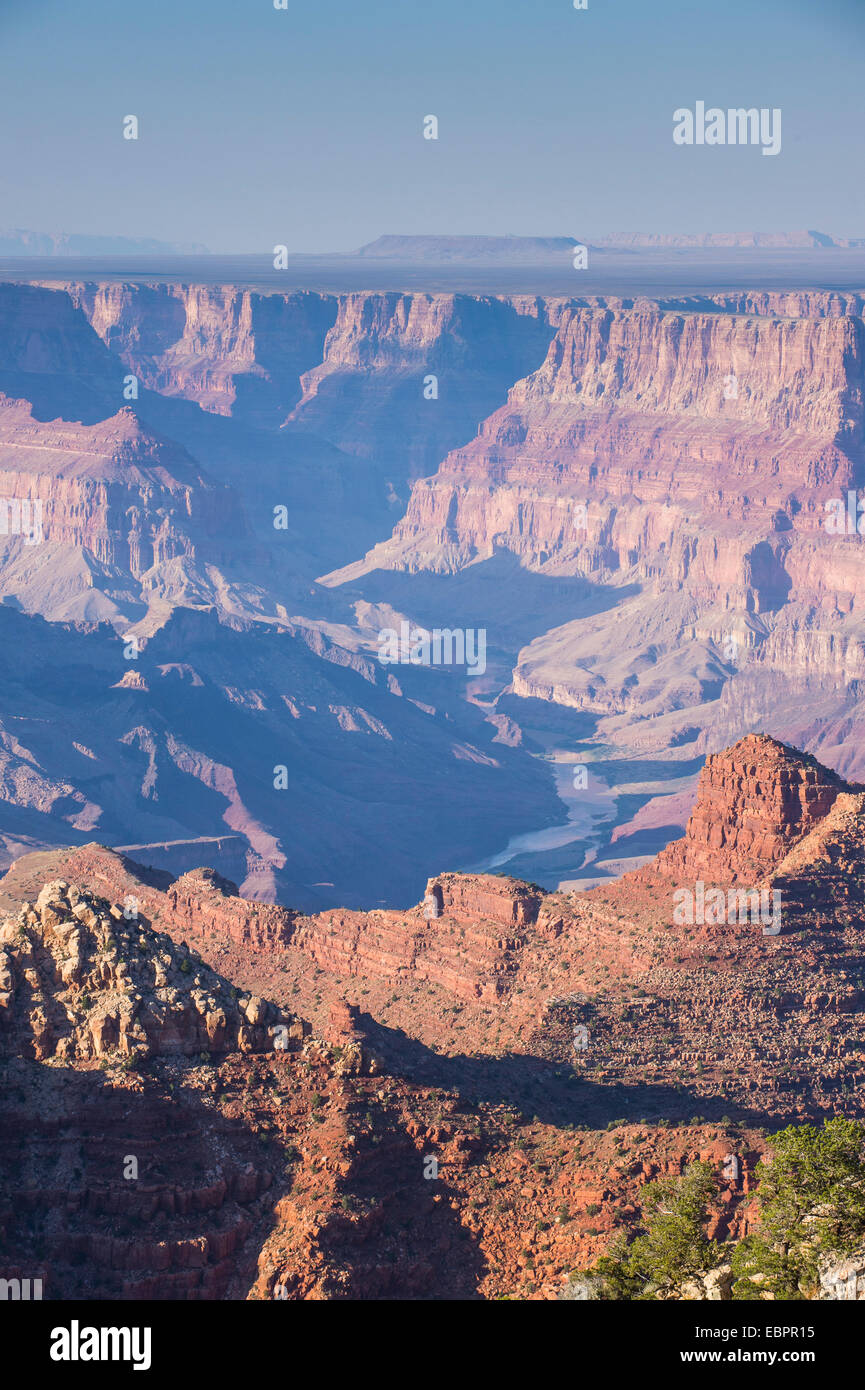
{"left": 646, "top": 733, "right": 850, "bottom": 885}
{"left": 0, "top": 397, "right": 239, "bottom": 568}
{"left": 63, "top": 282, "right": 338, "bottom": 426}
{"left": 285, "top": 292, "right": 559, "bottom": 483}
{"left": 346, "top": 296, "right": 863, "bottom": 577}
{"left": 329, "top": 292, "right": 865, "bottom": 773}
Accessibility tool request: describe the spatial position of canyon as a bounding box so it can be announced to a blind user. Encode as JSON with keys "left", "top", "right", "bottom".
{"left": 1, "top": 274, "right": 865, "bottom": 902}
{"left": 2, "top": 733, "right": 865, "bottom": 1299}
{"left": 1, "top": 262, "right": 865, "bottom": 1299}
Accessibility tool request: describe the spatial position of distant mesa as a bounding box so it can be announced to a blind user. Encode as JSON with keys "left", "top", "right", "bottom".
{"left": 354, "top": 231, "right": 865, "bottom": 261}
{"left": 5, "top": 229, "right": 862, "bottom": 263}
{"left": 590, "top": 229, "right": 865, "bottom": 250}
{"left": 354, "top": 235, "right": 585, "bottom": 262}
{"left": 0, "top": 228, "right": 210, "bottom": 257}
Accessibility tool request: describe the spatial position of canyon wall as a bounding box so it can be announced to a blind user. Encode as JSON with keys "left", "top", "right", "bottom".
{"left": 330, "top": 293, "right": 865, "bottom": 770}
{"left": 63, "top": 282, "right": 338, "bottom": 426}
{"left": 53, "top": 283, "right": 562, "bottom": 494}
{"left": 4, "top": 277, "right": 865, "bottom": 892}
{"left": 5, "top": 731, "right": 865, "bottom": 1301}
{"left": 352, "top": 297, "right": 864, "bottom": 577}
{"left": 286, "top": 292, "right": 561, "bottom": 484}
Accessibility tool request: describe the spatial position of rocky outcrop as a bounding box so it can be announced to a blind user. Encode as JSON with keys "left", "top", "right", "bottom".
{"left": 0, "top": 876, "right": 305, "bottom": 1064}
{"left": 290, "top": 872, "right": 552, "bottom": 1003}
{"left": 0, "top": 874, "right": 316, "bottom": 1298}
{"left": 166, "top": 868, "right": 298, "bottom": 951}
{"left": 680, "top": 1263, "right": 734, "bottom": 1300}
{"left": 647, "top": 734, "right": 849, "bottom": 885}
{"left": 766, "top": 790, "right": 865, "bottom": 929}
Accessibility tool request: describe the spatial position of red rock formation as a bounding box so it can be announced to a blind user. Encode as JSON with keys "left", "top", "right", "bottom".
{"left": 289, "top": 872, "right": 548, "bottom": 1003}
{"left": 166, "top": 868, "right": 298, "bottom": 951}
{"left": 6, "top": 733, "right": 865, "bottom": 1299}
{"left": 647, "top": 733, "right": 849, "bottom": 885}
{"left": 766, "top": 790, "right": 865, "bottom": 928}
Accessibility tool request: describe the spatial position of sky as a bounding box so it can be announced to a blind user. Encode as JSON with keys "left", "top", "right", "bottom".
{"left": 1, "top": 0, "right": 863, "bottom": 253}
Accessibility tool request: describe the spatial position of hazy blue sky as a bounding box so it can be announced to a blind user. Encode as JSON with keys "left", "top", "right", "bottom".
{"left": 1, "top": 0, "right": 863, "bottom": 252}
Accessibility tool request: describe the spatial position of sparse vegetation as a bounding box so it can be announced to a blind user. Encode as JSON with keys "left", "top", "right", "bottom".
{"left": 731, "top": 1118, "right": 865, "bottom": 1299}
{"left": 581, "top": 1161, "right": 719, "bottom": 1299}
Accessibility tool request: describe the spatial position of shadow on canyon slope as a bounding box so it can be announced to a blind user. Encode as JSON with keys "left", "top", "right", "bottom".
{"left": 322, "top": 1088, "right": 487, "bottom": 1300}
{"left": 357, "top": 1014, "right": 841, "bottom": 1132}
{"left": 0, "top": 1053, "right": 488, "bottom": 1301}
{"left": 0, "top": 1056, "right": 281, "bottom": 1300}
{"left": 326, "top": 550, "right": 641, "bottom": 658}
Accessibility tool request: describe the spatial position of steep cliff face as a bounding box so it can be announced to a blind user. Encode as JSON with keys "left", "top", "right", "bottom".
{"left": 64, "top": 282, "right": 338, "bottom": 426}
{"left": 289, "top": 872, "right": 556, "bottom": 1004}
{"left": 644, "top": 733, "right": 849, "bottom": 886}
{"left": 286, "top": 292, "right": 561, "bottom": 485}
{"left": 332, "top": 294, "right": 865, "bottom": 768}
{"left": 353, "top": 298, "right": 863, "bottom": 575}
{"left": 0, "top": 398, "right": 235, "bottom": 557}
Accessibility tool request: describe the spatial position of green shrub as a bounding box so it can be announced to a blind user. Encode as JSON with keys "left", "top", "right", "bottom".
{"left": 581, "top": 1162, "right": 720, "bottom": 1300}
{"left": 732, "top": 1118, "right": 865, "bottom": 1299}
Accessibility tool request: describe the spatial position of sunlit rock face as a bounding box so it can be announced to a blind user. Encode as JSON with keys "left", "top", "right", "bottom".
{"left": 335, "top": 292, "right": 865, "bottom": 774}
